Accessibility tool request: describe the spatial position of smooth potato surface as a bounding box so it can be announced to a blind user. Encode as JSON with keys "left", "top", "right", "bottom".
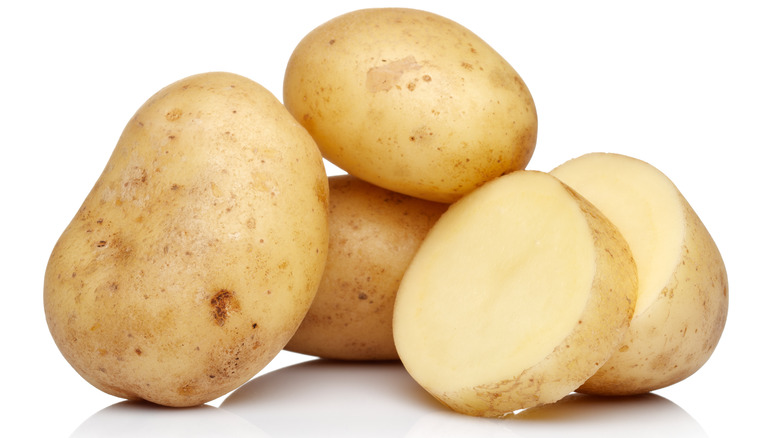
{"left": 285, "top": 175, "right": 447, "bottom": 360}
{"left": 43, "top": 72, "right": 329, "bottom": 407}
{"left": 551, "top": 153, "right": 728, "bottom": 395}
{"left": 284, "top": 8, "right": 537, "bottom": 203}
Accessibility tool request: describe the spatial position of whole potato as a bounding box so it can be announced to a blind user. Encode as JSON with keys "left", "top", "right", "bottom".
{"left": 285, "top": 175, "right": 448, "bottom": 360}
{"left": 43, "top": 72, "right": 329, "bottom": 407}
{"left": 283, "top": 8, "right": 537, "bottom": 203}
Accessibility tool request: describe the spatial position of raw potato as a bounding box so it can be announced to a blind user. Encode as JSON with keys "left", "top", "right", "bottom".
{"left": 43, "top": 72, "right": 329, "bottom": 407}
{"left": 285, "top": 175, "right": 448, "bottom": 360}
{"left": 550, "top": 153, "right": 728, "bottom": 395}
{"left": 393, "top": 171, "right": 638, "bottom": 416}
{"left": 283, "top": 8, "right": 537, "bottom": 203}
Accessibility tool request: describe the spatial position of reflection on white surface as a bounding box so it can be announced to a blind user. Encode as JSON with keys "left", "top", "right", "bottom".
{"left": 71, "top": 401, "right": 265, "bottom": 438}
{"left": 408, "top": 393, "right": 708, "bottom": 437}
{"left": 71, "top": 359, "right": 707, "bottom": 438}
{"left": 220, "top": 360, "right": 436, "bottom": 437}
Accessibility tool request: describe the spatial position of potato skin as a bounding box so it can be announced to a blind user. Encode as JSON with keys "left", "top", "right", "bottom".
{"left": 577, "top": 193, "right": 728, "bottom": 395}
{"left": 43, "top": 72, "right": 329, "bottom": 407}
{"left": 285, "top": 175, "right": 447, "bottom": 360}
{"left": 283, "top": 8, "right": 537, "bottom": 203}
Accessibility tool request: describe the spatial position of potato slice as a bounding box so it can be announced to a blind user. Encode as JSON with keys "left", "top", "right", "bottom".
{"left": 551, "top": 153, "right": 728, "bottom": 395}
{"left": 393, "top": 171, "right": 637, "bottom": 416}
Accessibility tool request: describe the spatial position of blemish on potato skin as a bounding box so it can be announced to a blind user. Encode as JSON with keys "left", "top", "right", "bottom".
{"left": 366, "top": 56, "right": 422, "bottom": 92}
{"left": 177, "top": 383, "right": 196, "bottom": 396}
{"left": 210, "top": 289, "right": 240, "bottom": 327}
{"left": 165, "top": 108, "right": 183, "bottom": 122}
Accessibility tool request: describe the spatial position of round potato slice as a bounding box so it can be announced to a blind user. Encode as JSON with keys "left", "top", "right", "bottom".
{"left": 285, "top": 175, "right": 447, "bottom": 360}
{"left": 393, "top": 171, "right": 637, "bottom": 416}
{"left": 550, "top": 153, "right": 728, "bottom": 395}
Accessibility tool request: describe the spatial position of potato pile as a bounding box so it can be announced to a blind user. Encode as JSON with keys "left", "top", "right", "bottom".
{"left": 44, "top": 7, "right": 728, "bottom": 416}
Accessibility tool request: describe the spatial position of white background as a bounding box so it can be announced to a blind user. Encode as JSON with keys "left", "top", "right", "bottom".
{"left": 2, "top": 1, "right": 778, "bottom": 436}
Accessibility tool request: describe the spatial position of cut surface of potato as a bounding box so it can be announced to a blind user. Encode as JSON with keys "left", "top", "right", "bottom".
{"left": 551, "top": 153, "right": 728, "bottom": 395}
{"left": 393, "top": 171, "right": 637, "bottom": 416}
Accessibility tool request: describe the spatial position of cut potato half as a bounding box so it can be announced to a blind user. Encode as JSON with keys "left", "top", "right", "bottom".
{"left": 393, "top": 171, "right": 637, "bottom": 416}
{"left": 551, "top": 153, "right": 728, "bottom": 395}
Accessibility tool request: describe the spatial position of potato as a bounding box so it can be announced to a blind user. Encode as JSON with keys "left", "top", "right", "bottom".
{"left": 393, "top": 171, "right": 638, "bottom": 416}
{"left": 43, "top": 72, "right": 329, "bottom": 407}
{"left": 550, "top": 153, "right": 728, "bottom": 395}
{"left": 283, "top": 8, "right": 537, "bottom": 203}
{"left": 285, "top": 175, "right": 447, "bottom": 360}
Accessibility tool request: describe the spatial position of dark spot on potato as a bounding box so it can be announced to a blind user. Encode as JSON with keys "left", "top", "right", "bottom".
{"left": 423, "top": 75, "right": 432, "bottom": 82}
{"left": 315, "top": 177, "right": 328, "bottom": 209}
{"left": 135, "top": 348, "right": 142, "bottom": 355}
{"left": 252, "top": 323, "right": 258, "bottom": 329}
{"left": 329, "top": 39, "right": 336, "bottom": 45}
{"left": 166, "top": 108, "right": 183, "bottom": 122}
{"left": 358, "top": 292, "right": 368, "bottom": 300}
{"left": 211, "top": 289, "right": 239, "bottom": 327}
{"left": 97, "top": 241, "right": 107, "bottom": 248}
{"left": 177, "top": 384, "right": 195, "bottom": 395}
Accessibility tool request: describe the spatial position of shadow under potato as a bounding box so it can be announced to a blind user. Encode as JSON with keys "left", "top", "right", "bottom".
{"left": 221, "top": 359, "right": 442, "bottom": 437}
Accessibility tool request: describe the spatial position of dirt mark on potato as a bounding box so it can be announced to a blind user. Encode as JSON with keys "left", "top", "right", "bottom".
{"left": 366, "top": 56, "right": 422, "bottom": 92}
{"left": 210, "top": 289, "right": 240, "bottom": 327}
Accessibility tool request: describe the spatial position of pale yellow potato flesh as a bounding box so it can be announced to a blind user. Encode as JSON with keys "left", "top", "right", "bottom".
{"left": 285, "top": 175, "right": 447, "bottom": 360}
{"left": 393, "top": 171, "right": 637, "bottom": 416}
{"left": 283, "top": 8, "right": 537, "bottom": 203}
{"left": 551, "top": 153, "right": 728, "bottom": 395}
{"left": 43, "top": 72, "right": 329, "bottom": 407}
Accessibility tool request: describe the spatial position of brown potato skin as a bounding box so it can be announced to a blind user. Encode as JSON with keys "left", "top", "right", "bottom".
{"left": 283, "top": 8, "right": 537, "bottom": 203}
{"left": 43, "top": 72, "right": 329, "bottom": 407}
{"left": 285, "top": 175, "right": 448, "bottom": 360}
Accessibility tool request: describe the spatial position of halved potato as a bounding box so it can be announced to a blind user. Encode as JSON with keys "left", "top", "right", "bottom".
{"left": 393, "top": 171, "right": 637, "bottom": 416}
{"left": 551, "top": 152, "right": 728, "bottom": 395}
